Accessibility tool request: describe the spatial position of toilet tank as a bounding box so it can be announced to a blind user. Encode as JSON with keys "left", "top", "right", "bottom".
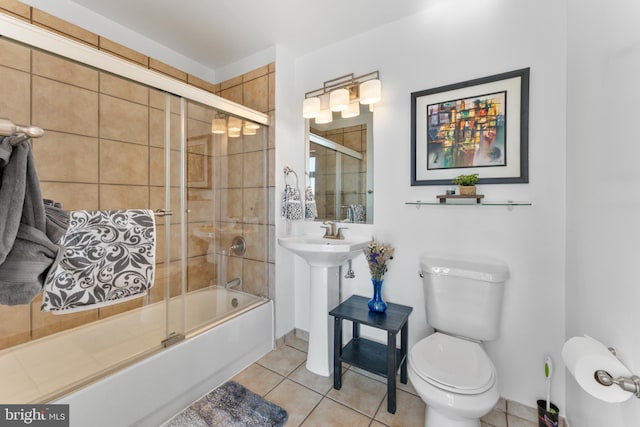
{"left": 420, "top": 256, "right": 509, "bottom": 341}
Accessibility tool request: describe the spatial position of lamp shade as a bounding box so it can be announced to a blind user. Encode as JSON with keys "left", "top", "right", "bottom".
{"left": 341, "top": 101, "right": 360, "bottom": 119}
{"left": 244, "top": 121, "right": 260, "bottom": 130}
{"left": 211, "top": 118, "right": 226, "bottom": 134}
{"left": 329, "top": 88, "right": 350, "bottom": 112}
{"left": 228, "top": 129, "right": 241, "bottom": 138}
{"left": 315, "top": 109, "right": 333, "bottom": 124}
{"left": 243, "top": 123, "right": 257, "bottom": 135}
{"left": 227, "top": 116, "right": 242, "bottom": 131}
{"left": 303, "top": 97, "right": 320, "bottom": 118}
{"left": 359, "top": 79, "right": 381, "bottom": 105}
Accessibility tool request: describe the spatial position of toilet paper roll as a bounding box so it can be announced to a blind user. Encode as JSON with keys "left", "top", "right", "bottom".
{"left": 562, "top": 335, "right": 632, "bottom": 403}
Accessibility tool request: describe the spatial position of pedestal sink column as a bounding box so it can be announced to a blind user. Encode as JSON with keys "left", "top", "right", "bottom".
{"left": 306, "top": 265, "right": 340, "bottom": 376}
{"left": 277, "top": 234, "right": 369, "bottom": 377}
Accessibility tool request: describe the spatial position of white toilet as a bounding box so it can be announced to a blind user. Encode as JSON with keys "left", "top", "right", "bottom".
{"left": 408, "top": 256, "right": 509, "bottom": 427}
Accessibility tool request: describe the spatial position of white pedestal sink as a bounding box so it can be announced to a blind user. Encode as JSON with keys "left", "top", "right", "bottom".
{"left": 278, "top": 235, "right": 369, "bottom": 376}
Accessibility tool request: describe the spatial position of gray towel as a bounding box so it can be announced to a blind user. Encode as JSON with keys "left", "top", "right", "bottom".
{"left": 0, "top": 137, "right": 63, "bottom": 305}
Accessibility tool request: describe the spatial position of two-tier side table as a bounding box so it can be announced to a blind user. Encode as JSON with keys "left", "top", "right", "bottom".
{"left": 329, "top": 295, "right": 413, "bottom": 414}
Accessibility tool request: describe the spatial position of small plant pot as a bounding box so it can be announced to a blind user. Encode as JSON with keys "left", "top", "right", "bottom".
{"left": 459, "top": 185, "right": 476, "bottom": 196}
{"left": 536, "top": 399, "right": 559, "bottom": 427}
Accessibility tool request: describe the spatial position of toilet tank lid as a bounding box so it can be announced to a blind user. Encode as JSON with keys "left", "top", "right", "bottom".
{"left": 420, "top": 257, "right": 509, "bottom": 283}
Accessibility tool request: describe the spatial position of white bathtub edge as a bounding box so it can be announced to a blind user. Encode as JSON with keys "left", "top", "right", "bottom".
{"left": 55, "top": 300, "right": 274, "bottom": 427}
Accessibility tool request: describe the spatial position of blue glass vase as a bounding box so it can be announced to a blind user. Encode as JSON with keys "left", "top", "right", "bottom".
{"left": 368, "top": 278, "right": 387, "bottom": 313}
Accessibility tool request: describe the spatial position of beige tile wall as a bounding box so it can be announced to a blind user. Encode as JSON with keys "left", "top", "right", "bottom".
{"left": 0, "top": 1, "right": 276, "bottom": 348}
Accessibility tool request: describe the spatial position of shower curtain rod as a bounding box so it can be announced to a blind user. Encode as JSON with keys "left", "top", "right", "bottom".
{"left": 0, "top": 118, "right": 45, "bottom": 146}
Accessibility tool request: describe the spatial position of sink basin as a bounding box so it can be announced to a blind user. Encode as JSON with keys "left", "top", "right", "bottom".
{"left": 278, "top": 235, "right": 369, "bottom": 267}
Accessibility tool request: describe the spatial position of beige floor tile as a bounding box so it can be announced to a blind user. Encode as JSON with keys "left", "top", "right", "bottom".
{"left": 374, "top": 388, "right": 425, "bottom": 427}
{"left": 231, "top": 363, "right": 283, "bottom": 396}
{"left": 507, "top": 414, "right": 537, "bottom": 427}
{"left": 370, "top": 422, "right": 386, "bottom": 427}
{"left": 284, "top": 333, "right": 308, "bottom": 353}
{"left": 348, "top": 365, "right": 386, "bottom": 384}
{"left": 326, "top": 369, "right": 387, "bottom": 418}
{"left": 265, "top": 379, "right": 322, "bottom": 427}
{"left": 397, "top": 374, "right": 418, "bottom": 396}
{"left": 257, "top": 344, "right": 307, "bottom": 377}
{"left": 507, "top": 400, "right": 538, "bottom": 423}
{"left": 288, "top": 363, "right": 334, "bottom": 396}
{"left": 482, "top": 406, "right": 507, "bottom": 427}
{"left": 301, "top": 398, "right": 371, "bottom": 427}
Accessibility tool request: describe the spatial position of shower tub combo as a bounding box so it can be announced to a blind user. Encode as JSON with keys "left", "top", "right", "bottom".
{"left": 0, "top": 13, "right": 275, "bottom": 427}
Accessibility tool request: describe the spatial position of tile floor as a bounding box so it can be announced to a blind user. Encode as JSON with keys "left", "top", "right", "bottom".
{"left": 229, "top": 334, "right": 540, "bottom": 427}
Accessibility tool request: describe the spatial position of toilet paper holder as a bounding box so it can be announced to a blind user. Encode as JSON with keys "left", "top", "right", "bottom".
{"left": 594, "top": 347, "right": 640, "bottom": 398}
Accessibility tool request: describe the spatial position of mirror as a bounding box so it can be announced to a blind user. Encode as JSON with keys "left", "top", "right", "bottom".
{"left": 306, "top": 105, "right": 373, "bottom": 223}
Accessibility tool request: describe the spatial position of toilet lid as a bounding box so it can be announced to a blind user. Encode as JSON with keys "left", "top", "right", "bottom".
{"left": 410, "top": 333, "right": 495, "bottom": 394}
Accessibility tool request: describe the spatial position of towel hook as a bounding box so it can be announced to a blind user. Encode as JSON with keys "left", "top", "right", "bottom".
{"left": 0, "top": 118, "right": 45, "bottom": 146}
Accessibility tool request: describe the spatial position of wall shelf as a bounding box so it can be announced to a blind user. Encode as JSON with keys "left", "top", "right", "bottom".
{"left": 405, "top": 200, "right": 532, "bottom": 209}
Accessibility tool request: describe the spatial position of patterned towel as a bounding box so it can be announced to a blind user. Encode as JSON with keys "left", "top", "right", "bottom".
{"left": 304, "top": 186, "right": 317, "bottom": 220}
{"left": 41, "top": 209, "right": 156, "bottom": 314}
{"left": 281, "top": 184, "right": 303, "bottom": 221}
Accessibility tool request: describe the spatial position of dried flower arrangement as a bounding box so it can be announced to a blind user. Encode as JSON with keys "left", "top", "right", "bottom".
{"left": 363, "top": 240, "right": 395, "bottom": 281}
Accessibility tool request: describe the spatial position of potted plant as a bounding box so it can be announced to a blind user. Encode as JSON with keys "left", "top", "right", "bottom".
{"left": 451, "top": 173, "right": 479, "bottom": 196}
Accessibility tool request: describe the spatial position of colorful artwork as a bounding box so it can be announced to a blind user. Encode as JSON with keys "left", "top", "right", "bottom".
{"left": 411, "top": 68, "right": 529, "bottom": 186}
{"left": 426, "top": 92, "right": 506, "bottom": 170}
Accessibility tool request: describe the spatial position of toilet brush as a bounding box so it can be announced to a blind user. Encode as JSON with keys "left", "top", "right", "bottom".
{"left": 544, "top": 356, "right": 553, "bottom": 412}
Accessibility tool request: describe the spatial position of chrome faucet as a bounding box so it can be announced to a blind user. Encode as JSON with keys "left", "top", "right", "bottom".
{"left": 321, "top": 221, "right": 347, "bottom": 240}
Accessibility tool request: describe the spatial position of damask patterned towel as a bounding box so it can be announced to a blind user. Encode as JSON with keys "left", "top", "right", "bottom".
{"left": 281, "top": 184, "right": 303, "bottom": 221}
{"left": 41, "top": 209, "right": 156, "bottom": 314}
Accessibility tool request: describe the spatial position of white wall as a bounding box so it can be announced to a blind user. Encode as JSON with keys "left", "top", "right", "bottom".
{"left": 566, "top": 0, "right": 640, "bottom": 425}
{"left": 283, "top": 0, "right": 568, "bottom": 411}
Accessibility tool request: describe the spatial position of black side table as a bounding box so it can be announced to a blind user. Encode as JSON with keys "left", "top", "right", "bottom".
{"left": 329, "top": 295, "right": 413, "bottom": 414}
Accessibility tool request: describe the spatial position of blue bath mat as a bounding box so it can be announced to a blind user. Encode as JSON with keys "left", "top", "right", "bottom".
{"left": 165, "top": 381, "right": 288, "bottom": 427}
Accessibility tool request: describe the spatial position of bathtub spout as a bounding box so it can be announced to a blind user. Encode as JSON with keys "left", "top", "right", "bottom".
{"left": 224, "top": 277, "right": 242, "bottom": 289}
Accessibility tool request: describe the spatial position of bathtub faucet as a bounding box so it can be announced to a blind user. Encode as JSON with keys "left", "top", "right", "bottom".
{"left": 224, "top": 277, "right": 242, "bottom": 289}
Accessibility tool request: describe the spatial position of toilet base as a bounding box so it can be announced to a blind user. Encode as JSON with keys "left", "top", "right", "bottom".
{"left": 425, "top": 406, "right": 480, "bottom": 427}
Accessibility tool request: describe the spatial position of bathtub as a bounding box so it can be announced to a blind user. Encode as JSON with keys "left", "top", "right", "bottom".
{"left": 0, "top": 287, "right": 272, "bottom": 427}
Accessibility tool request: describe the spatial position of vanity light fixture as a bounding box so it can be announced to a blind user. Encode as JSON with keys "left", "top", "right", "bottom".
{"left": 329, "top": 88, "right": 350, "bottom": 112}
{"left": 303, "top": 71, "right": 381, "bottom": 123}
{"left": 341, "top": 101, "right": 360, "bottom": 119}
{"left": 211, "top": 117, "right": 260, "bottom": 137}
{"left": 211, "top": 117, "right": 226, "bottom": 134}
{"left": 359, "top": 78, "right": 382, "bottom": 105}
{"left": 315, "top": 109, "right": 333, "bottom": 124}
{"left": 227, "top": 116, "right": 242, "bottom": 132}
{"left": 242, "top": 122, "right": 257, "bottom": 135}
{"left": 303, "top": 97, "right": 321, "bottom": 118}
{"left": 244, "top": 121, "right": 260, "bottom": 130}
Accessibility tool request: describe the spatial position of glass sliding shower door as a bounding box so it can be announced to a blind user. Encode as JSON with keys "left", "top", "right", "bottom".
{"left": 182, "top": 99, "right": 269, "bottom": 334}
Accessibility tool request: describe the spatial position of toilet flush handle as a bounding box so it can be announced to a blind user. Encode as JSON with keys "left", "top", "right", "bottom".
{"left": 418, "top": 271, "right": 424, "bottom": 278}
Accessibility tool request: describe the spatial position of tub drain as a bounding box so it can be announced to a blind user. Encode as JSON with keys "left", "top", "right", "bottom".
{"left": 231, "top": 298, "right": 239, "bottom": 308}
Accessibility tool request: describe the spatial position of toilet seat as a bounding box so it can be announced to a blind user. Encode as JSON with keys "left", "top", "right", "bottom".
{"left": 410, "top": 332, "right": 495, "bottom": 395}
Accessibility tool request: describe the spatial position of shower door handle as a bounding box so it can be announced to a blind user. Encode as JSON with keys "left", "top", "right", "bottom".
{"left": 154, "top": 209, "right": 173, "bottom": 217}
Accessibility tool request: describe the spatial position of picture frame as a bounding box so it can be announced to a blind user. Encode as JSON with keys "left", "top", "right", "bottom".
{"left": 187, "top": 134, "right": 210, "bottom": 188}
{"left": 411, "top": 68, "right": 529, "bottom": 186}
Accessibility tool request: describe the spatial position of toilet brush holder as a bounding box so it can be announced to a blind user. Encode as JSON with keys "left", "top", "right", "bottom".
{"left": 536, "top": 399, "right": 559, "bottom": 427}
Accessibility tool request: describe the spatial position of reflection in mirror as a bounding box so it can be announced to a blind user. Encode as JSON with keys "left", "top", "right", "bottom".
{"left": 306, "top": 105, "right": 373, "bottom": 223}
